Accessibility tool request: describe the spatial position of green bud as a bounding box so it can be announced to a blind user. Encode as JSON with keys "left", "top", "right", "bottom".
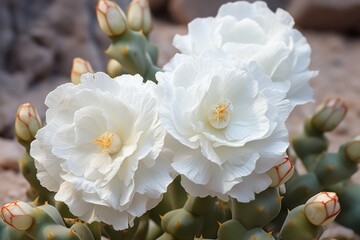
{"left": 107, "top": 59, "right": 127, "bottom": 78}
{"left": 343, "top": 136, "right": 360, "bottom": 164}
{"left": 15, "top": 103, "right": 42, "bottom": 142}
{"left": 311, "top": 98, "right": 347, "bottom": 132}
{"left": 127, "top": 0, "right": 152, "bottom": 34}
{"left": 96, "top": 0, "right": 127, "bottom": 37}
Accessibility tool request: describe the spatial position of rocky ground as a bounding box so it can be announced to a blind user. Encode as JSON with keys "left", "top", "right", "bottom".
{"left": 0, "top": 0, "right": 360, "bottom": 239}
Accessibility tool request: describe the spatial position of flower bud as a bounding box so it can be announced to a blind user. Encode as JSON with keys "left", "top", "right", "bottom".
{"left": 127, "top": 0, "right": 152, "bottom": 34}
{"left": 15, "top": 103, "right": 42, "bottom": 142}
{"left": 1, "top": 201, "right": 34, "bottom": 231}
{"left": 311, "top": 98, "right": 348, "bottom": 132}
{"left": 344, "top": 135, "right": 360, "bottom": 164}
{"left": 268, "top": 157, "right": 294, "bottom": 187}
{"left": 107, "top": 59, "right": 126, "bottom": 77}
{"left": 71, "top": 58, "right": 94, "bottom": 84}
{"left": 304, "top": 192, "right": 340, "bottom": 226}
{"left": 96, "top": 0, "right": 127, "bottom": 37}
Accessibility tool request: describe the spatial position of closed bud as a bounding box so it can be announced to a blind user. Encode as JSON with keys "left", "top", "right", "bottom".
{"left": 107, "top": 59, "right": 126, "bottom": 77}
{"left": 15, "top": 103, "right": 42, "bottom": 142}
{"left": 268, "top": 157, "right": 294, "bottom": 187}
{"left": 71, "top": 58, "right": 94, "bottom": 84}
{"left": 304, "top": 192, "right": 340, "bottom": 226}
{"left": 127, "top": 0, "right": 152, "bottom": 34}
{"left": 311, "top": 98, "right": 348, "bottom": 132}
{"left": 96, "top": 0, "right": 127, "bottom": 37}
{"left": 1, "top": 201, "right": 34, "bottom": 231}
{"left": 344, "top": 135, "right": 360, "bottom": 164}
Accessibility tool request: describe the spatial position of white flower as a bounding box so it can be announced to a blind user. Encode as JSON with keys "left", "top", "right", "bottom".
{"left": 30, "top": 72, "right": 174, "bottom": 230}
{"left": 157, "top": 56, "right": 290, "bottom": 202}
{"left": 173, "top": 1, "right": 317, "bottom": 109}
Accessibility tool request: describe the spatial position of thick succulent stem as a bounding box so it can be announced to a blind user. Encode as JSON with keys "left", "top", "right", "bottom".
{"left": 106, "top": 29, "right": 160, "bottom": 83}
{"left": 279, "top": 205, "right": 322, "bottom": 240}
{"left": 159, "top": 196, "right": 215, "bottom": 240}
{"left": 231, "top": 188, "right": 281, "bottom": 229}
{"left": 19, "top": 151, "right": 54, "bottom": 205}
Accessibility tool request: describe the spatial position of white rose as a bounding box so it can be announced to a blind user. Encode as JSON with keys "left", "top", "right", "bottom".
{"left": 173, "top": 1, "right": 317, "bottom": 109}
{"left": 30, "top": 72, "right": 174, "bottom": 230}
{"left": 157, "top": 56, "right": 290, "bottom": 202}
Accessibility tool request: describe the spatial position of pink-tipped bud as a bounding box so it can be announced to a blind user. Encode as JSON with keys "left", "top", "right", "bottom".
{"left": 127, "top": 0, "right": 152, "bottom": 34}
{"left": 311, "top": 98, "right": 348, "bottom": 132}
{"left": 71, "top": 58, "right": 94, "bottom": 85}
{"left": 96, "top": 0, "right": 127, "bottom": 37}
{"left": 1, "top": 201, "right": 34, "bottom": 231}
{"left": 304, "top": 192, "right": 340, "bottom": 226}
{"left": 15, "top": 103, "right": 42, "bottom": 142}
{"left": 268, "top": 157, "right": 294, "bottom": 187}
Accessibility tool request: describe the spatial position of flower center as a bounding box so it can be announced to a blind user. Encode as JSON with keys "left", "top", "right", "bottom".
{"left": 93, "top": 130, "right": 121, "bottom": 154}
{"left": 208, "top": 101, "right": 232, "bottom": 129}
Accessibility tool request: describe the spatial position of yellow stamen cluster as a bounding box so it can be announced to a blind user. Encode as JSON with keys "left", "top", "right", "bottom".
{"left": 214, "top": 103, "right": 230, "bottom": 123}
{"left": 93, "top": 130, "right": 121, "bottom": 154}
{"left": 208, "top": 102, "right": 232, "bottom": 129}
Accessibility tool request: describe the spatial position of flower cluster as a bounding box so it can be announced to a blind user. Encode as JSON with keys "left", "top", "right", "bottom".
{"left": 29, "top": 1, "right": 316, "bottom": 230}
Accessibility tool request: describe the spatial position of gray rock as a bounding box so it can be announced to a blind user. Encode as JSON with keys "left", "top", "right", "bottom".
{"left": 167, "top": 0, "right": 291, "bottom": 24}
{"left": 0, "top": 170, "right": 29, "bottom": 206}
{"left": 0, "top": 0, "right": 111, "bottom": 136}
{"left": 288, "top": 0, "right": 360, "bottom": 33}
{"left": 149, "top": 19, "right": 187, "bottom": 66}
{"left": 0, "top": 138, "right": 23, "bottom": 170}
{"left": 0, "top": 77, "right": 68, "bottom": 137}
{"left": 149, "top": 0, "right": 168, "bottom": 11}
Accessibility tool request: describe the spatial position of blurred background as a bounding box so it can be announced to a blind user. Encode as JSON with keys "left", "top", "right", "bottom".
{"left": 0, "top": 0, "right": 360, "bottom": 237}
